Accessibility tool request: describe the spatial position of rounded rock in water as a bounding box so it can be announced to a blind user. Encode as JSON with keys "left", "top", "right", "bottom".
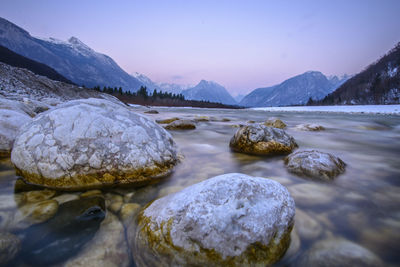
{"left": 0, "top": 232, "right": 21, "bottom": 265}
{"left": 21, "top": 196, "right": 106, "bottom": 265}
{"left": 229, "top": 124, "right": 298, "bottom": 155}
{"left": 297, "top": 238, "right": 383, "bottom": 267}
{"left": 130, "top": 173, "right": 295, "bottom": 266}
{"left": 284, "top": 150, "right": 346, "bottom": 180}
{"left": 263, "top": 118, "right": 287, "bottom": 129}
{"left": 11, "top": 98, "right": 178, "bottom": 190}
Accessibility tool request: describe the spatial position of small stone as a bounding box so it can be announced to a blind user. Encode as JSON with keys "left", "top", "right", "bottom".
{"left": 295, "top": 209, "right": 323, "bottom": 241}
{"left": 80, "top": 190, "right": 103, "bottom": 198}
{"left": 0, "top": 232, "right": 21, "bottom": 265}
{"left": 158, "top": 185, "right": 184, "bottom": 198}
{"left": 264, "top": 118, "right": 287, "bottom": 129}
{"left": 109, "top": 201, "right": 123, "bottom": 214}
{"left": 230, "top": 124, "right": 298, "bottom": 155}
{"left": 288, "top": 183, "right": 336, "bottom": 207}
{"left": 144, "top": 110, "right": 159, "bottom": 114}
{"left": 17, "top": 200, "right": 59, "bottom": 229}
{"left": 24, "top": 189, "right": 56, "bottom": 203}
{"left": 194, "top": 116, "right": 210, "bottom": 122}
{"left": 284, "top": 150, "right": 346, "bottom": 180}
{"left": 120, "top": 203, "right": 141, "bottom": 224}
{"left": 164, "top": 119, "right": 196, "bottom": 130}
{"left": 298, "top": 238, "right": 383, "bottom": 267}
{"left": 52, "top": 194, "right": 80, "bottom": 204}
{"left": 295, "top": 123, "right": 325, "bottom": 131}
{"left": 156, "top": 117, "right": 180, "bottom": 124}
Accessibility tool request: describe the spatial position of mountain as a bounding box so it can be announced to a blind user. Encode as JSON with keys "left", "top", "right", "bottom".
{"left": 0, "top": 62, "right": 120, "bottom": 105}
{"left": 131, "top": 72, "right": 192, "bottom": 95}
{"left": 0, "top": 44, "right": 73, "bottom": 84}
{"left": 157, "top": 82, "right": 192, "bottom": 94}
{"left": 181, "top": 80, "right": 237, "bottom": 105}
{"left": 233, "top": 94, "right": 246, "bottom": 102}
{"left": 318, "top": 43, "right": 400, "bottom": 105}
{"left": 0, "top": 17, "right": 142, "bottom": 91}
{"left": 240, "top": 71, "right": 348, "bottom": 107}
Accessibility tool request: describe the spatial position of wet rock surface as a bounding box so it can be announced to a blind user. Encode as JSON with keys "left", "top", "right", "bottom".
{"left": 284, "top": 150, "right": 346, "bottom": 180}
{"left": 297, "top": 238, "right": 383, "bottom": 267}
{"left": 0, "top": 232, "right": 21, "bottom": 265}
{"left": 0, "top": 109, "right": 32, "bottom": 157}
{"left": 229, "top": 124, "right": 298, "bottom": 155}
{"left": 263, "top": 118, "right": 287, "bottom": 129}
{"left": 164, "top": 119, "right": 196, "bottom": 130}
{"left": 131, "top": 173, "right": 295, "bottom": 266}
{"left": 11, "top": 98, "right": 178, "bottom": 190}
{"left": 20, "top": 196, "right": 106, "bottom": 265}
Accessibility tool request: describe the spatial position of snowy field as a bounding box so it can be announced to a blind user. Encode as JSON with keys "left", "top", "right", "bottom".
{"left": 252, "top": 105, "right": 400, "bottom": 114}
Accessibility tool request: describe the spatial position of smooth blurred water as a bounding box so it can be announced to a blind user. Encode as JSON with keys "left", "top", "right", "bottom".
{"left": 1, "top": 106, "right": 400, "bottom": 266}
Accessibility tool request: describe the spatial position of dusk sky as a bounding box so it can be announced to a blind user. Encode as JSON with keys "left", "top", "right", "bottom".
{"left": 1, "top": 0, "right": 399, "bottom": 95}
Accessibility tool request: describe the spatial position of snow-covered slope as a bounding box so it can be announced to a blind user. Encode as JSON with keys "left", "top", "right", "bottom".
{"left": 0, "top": 17, "right": 143, "bottom": 91}
{"left": 182, "top": 80, "right": 237, "bottom": 105}
{"left": 240, "top": 71, "right": 349, "bottom": 107}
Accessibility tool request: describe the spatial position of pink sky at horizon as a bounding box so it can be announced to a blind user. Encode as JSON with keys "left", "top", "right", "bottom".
{"left": 1, "top": 0, "right": 399, "bottom": 96}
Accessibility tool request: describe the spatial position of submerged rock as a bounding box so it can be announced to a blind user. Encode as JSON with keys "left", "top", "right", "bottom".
{"left": 284, "top": 150, "right": 346, "bottom": 180}
{"left": 61, "top": 212, "right": 130, "bottom": 267}
{"left": 263, "top": 118, "right": 287, "bottom": 129}
{"left": 297, "top": 238, "right": 383, "bottom": 267}
{"left": 229, "top": 124, "right": 298, "bottom": 155}
{"left": 131, "top": 173, "right": 295, "bottom": 266}
{"left": 11, "top": 98, "right": 178, "bottom": 190}
{"left": 0, "top": 232, "right": 21, "bottom": 265}
{"left": 0, "top": 109, "right": 32, "bottom": 157}
{"left": 144, "top": 110, "right": 159, "bottom": 114}
{"left": 156, "top": 117, "right": 180, "bottom": 124}
{"left": 294, "top": 209, "right": 323, "bottom": 241}
{"left": 295, "top": 123, "right": 325, "bottom": 131}
{"left": 164, "top": 119, "right": 196, "bottom": 130}
{"left": 21, "top": 196, "right": 106, "bottom": 265}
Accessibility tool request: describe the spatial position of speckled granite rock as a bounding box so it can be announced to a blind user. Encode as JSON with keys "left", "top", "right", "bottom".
{"left": 263, "top": 118, "right": 287, "bottom": 129}
{"left": 131, "top": 173, "right": 295, "bottom": 266}
{"left": 297, "top": 238, "right": 383, "bottom": 267}
{"left": 284, "top": 150, "right": 346, "bottom": 180}
{"left": 230, "top": 124, "right": 298, "bottom": 155}
{"left": 164, "top": 119, "right": 196, "bottom": 130}
{"left": 0, "top": 109, "right": 32, "bottom": 157}
{"left": 11, "top": 98, "right": 178, "bottom": 190}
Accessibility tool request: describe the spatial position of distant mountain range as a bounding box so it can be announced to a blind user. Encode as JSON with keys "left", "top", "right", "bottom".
{"left": 240, "top": 71, "right": 349, "bottom": 107}
{"left": 131, "top": 72, "right": 192, "bottom": 94}
{"left": 182, "top": 80, "right": 237, "bottom": 105}
{"left": 317, "top": 42, "right": 400, "bottom": 105}
{"left": 0, "top": 17, "right": 142, "bottom": 91}
{"left": 0, "top": 44, "right": 72, "bottom": 84}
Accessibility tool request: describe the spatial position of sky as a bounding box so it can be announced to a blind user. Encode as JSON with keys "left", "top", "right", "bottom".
{"left": 1, "top": 0, "right": 400, "bottom": 96}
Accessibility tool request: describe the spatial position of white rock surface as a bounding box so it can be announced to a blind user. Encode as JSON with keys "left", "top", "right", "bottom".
{"left": 0, "top": 109, "right": 32, "bottom": 155}
{"left": 284, "top": 150, "right": 346, "bottom": 180}
{"left": 11, "top": 98, "right": 178, "bottom": 190}
{"left": 0, "top": 96, "right": 35, "bottom": 116}
{"left": 133, "top": 173, "right": 295, "bottom": 266}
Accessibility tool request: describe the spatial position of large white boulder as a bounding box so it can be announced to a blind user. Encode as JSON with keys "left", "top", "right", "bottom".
{"left": 131, "top": 173, "right": 295, "bottom": 266}
{"left": 11, "top": 98, "right": 178, "bottom": 190}
{"left": 0, "top": 109, "right": 32, "bottom": 156}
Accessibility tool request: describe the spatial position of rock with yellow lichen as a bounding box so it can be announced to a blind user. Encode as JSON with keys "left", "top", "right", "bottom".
{"left": 263, "top": 118, "right": 287, "bottom": 129}
{"left": 11, "top": 98, "right": 178, "bottom": 190}
{"left": 229, "top": 124, "right": 297, "bottom": 156}
{"left": 129, "top": 173, "right": 295, "bottom": 267}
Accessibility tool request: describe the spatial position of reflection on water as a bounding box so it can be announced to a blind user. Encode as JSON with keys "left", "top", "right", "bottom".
{"left": 1, "top": 107, "right": 399, "bottom": 266}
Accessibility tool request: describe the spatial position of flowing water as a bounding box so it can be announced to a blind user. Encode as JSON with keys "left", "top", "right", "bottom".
{"left": 1, "top": 106, "right": 400, "bottom": 266}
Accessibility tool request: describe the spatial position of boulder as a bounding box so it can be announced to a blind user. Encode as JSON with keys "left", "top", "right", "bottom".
{"left": 0, "top": 97, "right": 36, "bottom": 117}
{"left": 295, "top": 123, "right": 325, "bottom": 131}
{"left": 297, "top": 238, "right": 383, "bottom": 267}
{"left": 230, "top": 124, "right": 298, "bottom": 155}
{"left": 264, "top": 118, "right": 287, "bottom": 129}
{"left": 131, "top": 173, "right": 295, "bottom": 266}
{"left": 11, "top": 98, "right": 178, "bottom": 190}
{"left": 284, "top": 150, "right": 346, "bottom": 180}
{"left": 0, "top": 109, "right": 32, "bottom": 157}
{"left": 164, "top": 119, "right": 196, "bottom": 130}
